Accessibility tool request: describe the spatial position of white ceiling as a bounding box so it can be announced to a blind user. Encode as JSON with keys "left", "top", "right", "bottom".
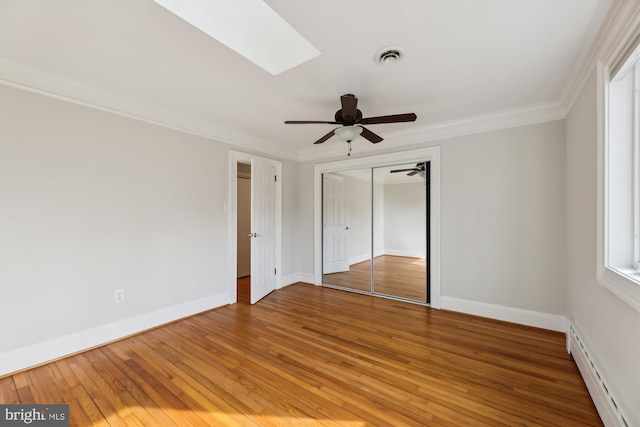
{"left": 0, "top": 0, "right": 612, "bottom": 161}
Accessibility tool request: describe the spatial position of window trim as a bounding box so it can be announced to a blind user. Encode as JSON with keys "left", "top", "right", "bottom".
{"left": 633, "top": 64, "right": 640, "bottom": 271}
{"left": 598, "top": 61, "right": 640, "bottom": 312}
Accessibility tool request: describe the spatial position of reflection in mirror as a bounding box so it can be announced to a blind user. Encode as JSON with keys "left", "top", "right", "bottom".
{"left": 373, "top": 163, "right": 428, "bottom": 302}
{"left": 322, "top": 169, "right": 372, "bottom": 292}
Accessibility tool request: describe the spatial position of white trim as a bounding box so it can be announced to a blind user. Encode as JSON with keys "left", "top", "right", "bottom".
{"left": 314, "top": 147, "right": 441, "bottom": 308}
{"left": 562, "top": 0, "right": 640, "bottom": 114}
{"left": 228, "top": 150, "right": 283, "bottom": 304}
{"left": 280, "top": 273, "right": 314, "bottom": 287}
{"left": 0, "top": 292, "right": 229, "bottom": 376}
{"left": 0, "top": 60, "right": 292, "bottom": 160}
{"left": 2, "top": 59, "right": 568, "bottom": 164}
{"left": 597, "top": 58, "right": 640, "bottom": 312}
{"left": 440, "top": 296, "right": 567, "bottom": 333}
{"left": 560, "top": 0, "right": 617, "bottom": 113}
{"left": 349, "top": 253, "right": 372, "bottom": 266}
{"left": 569, "top": 324, "right": 631, "bottom": 427}
{"left": 382, "top": 250, "right": 426, "bottom": 259}
{"left": 298, "top": 102, "right": 565, "bottom": 162}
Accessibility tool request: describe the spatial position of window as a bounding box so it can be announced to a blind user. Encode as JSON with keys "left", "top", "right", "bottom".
{"left": 600, "top": 29, "right": 640, "bottom": 311}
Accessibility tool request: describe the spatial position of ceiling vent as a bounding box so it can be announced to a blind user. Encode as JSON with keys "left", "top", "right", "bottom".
{"left": 375, "top": 46, "right": 404, "bottom": 65}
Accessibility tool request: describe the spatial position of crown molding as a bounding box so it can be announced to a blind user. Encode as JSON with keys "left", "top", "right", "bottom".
{"left": 0, "top": 59, "right": 295, "bottom": 161}
{"left": 1, "top": 59, "right": 568, "bottom": 164}
{"left": 297, "top": 102, "right": 566, "bottom": 162}
{"left": 561, "top": 0, "right": 640, "bottom": 113}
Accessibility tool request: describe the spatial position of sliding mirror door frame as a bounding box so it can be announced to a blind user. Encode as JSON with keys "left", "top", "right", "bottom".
{"left": 372, "top": 162, "right": 429, "bottom": 303}
{"left": 314, "top": 147, "right": 441, "bottom": 308}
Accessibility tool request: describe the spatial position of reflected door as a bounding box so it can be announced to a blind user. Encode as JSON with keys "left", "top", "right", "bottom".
{"left": 323, "top": 176, "right": 349, "bottom": 274}
{"left": 322, "top": 170, "right": 372, "bottom": 292}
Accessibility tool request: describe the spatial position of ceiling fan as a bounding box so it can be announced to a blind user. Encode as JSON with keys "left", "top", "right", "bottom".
{"left": 284, "top": 94, "right": 417, "bottom": 150}
{"left": 390, "top": 163, "right": 427, "bottom": 177}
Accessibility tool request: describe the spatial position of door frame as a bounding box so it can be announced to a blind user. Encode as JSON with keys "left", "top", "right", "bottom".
{"left": 313, "top": 146, "right": 441, "bottom": 309}
{"left": 228, "top": 150, "right": 282, "bottom": 304}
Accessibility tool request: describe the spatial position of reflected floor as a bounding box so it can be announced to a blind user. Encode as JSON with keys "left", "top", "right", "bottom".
{"left": 323, "top": 255, "right": 427, "bottom": 302}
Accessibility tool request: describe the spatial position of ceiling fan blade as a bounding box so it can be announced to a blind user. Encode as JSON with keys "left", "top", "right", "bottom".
{"left": 313, "top": 128, "right": 337, "bottom": 144}
{"left": 359, "top": 126, "right": 383, "bottom": 143}
{"left": 359, "top": 113, "right": 417, "bottom": 125}
{"left": 285, "top": 120, "right": 339, "bottom": 124}
{"left": 390, "top": 168, "right": 418, "bottom": 173}
{"left": 340, "top": 94, "right": 358, "bottom": 122}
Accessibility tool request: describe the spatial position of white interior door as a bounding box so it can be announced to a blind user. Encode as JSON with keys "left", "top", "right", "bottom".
{"left": 323, "top": 177, "right": 349, "bottom": 274}
{"left": 250, "top": 158, "right": 276, "bottom": 304}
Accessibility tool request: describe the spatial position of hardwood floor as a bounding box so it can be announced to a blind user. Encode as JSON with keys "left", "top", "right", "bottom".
{"left": 0, "top": 283, "right": 602, "bottom": 426}
{"left": 237, "top": 276, "right": 250, "bottom": 304}
{"left": 323, "top": 255, "right": 427, "bottom": 302}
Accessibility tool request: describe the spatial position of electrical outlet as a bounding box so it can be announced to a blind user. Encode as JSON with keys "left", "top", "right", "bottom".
{"left": 114, "top": 289, "right": 124, "bottom": 303}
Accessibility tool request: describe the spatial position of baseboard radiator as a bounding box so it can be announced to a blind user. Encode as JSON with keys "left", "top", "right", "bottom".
{"left": 569, "top": 324, "right": 630, "bottom": 427}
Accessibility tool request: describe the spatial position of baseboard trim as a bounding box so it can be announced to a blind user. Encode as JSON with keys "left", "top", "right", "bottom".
{"left": 382, "top": 250, "right": 426, "bottom": 259}
{"left": 349, "top": 253, "right": 371, "bottom": 265}
{"left": 280, "top": 273, "right": 314, "bottom": 288}
{"left": 440, "top": 296, "right": 567, "bottom": 332}
{"left": 569, "top": 324, "right": 630, "bottom": 427}
{"left": 0, "top": 291, "right": 229, "bottom": 376}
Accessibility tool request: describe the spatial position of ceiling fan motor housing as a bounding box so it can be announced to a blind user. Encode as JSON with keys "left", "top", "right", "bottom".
{"left": 335, "top": 108, "right": 363, "bottom": 124}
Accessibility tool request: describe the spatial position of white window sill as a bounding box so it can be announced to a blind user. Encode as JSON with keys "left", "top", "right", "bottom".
{"left": 598, "top": 266, "right": 640, "bottom": 312}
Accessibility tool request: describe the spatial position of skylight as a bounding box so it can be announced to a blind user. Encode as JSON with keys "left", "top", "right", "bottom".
{"left": 153, "top": 0, "right": 321, "bottom": 75}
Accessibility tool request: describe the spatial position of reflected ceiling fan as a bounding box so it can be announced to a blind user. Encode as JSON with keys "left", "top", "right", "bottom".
{"left": 390, "top": 163, "right": 426, "bottom": 177}
{"left": 284, "top": 94, "right": 417, "bottom": 154}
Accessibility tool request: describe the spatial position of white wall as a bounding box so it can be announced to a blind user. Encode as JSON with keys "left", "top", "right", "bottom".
{"left": 0, "top": 85, "right": 225, "bottom": 352}
{"left": 565, "top": 70, "right": 640, "bottom": 426}
{"left": 279, "top": 157, "right": 300, "bottom": 280}
{"left": 383, "top": 182, "right": 426, "bottom": 257}
{"left": 373, "top": 182, "right": 384, "bottom": 256}
{"left": 440, "top": 121, "right": 567, "bottom": 313}
{"left": 0, "top": 85, "right": 301, "bottom": 367}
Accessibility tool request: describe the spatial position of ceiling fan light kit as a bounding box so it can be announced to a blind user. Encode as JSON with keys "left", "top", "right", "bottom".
{"left": 335, "top": 125, "right": 363, "bottom": 156}
{"left": 334, "top": 125, "right": 362, "bottom": 142}
{"left": 284, "top": 94, "right": 416, "bottom": 155}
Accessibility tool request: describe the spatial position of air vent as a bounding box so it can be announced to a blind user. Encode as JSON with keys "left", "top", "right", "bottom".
{"left": 375, "top": 46, "right": 404, "bottom": 65}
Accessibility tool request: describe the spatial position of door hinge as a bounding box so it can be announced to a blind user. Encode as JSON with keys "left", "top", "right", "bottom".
{"left": 274, "top": 268, "right": 277, "bottom": 275}
{"left": 274, "top": 175, "right": 277, "bottom": 182}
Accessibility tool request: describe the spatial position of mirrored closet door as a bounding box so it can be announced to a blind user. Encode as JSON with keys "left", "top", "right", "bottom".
{"left": 321, "top": 161, "right": 430, "bottom": 304}
{"left": 372, "top": 163, "right": 428, "bottom": 302}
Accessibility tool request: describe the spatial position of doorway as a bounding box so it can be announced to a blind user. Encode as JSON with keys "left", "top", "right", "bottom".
{"left": 237, "top": 162, "right": 251, "bottom": 303}
{"left": 228, "top": 151, "right": 282, "bottom": 305}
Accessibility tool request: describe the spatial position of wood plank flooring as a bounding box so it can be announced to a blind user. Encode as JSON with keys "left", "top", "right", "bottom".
{"left": 237, "top": 276, "right": 250, "bottom": 304}
{"left": 0, "top": 283, "right": 602, "bottom": 426}
{"left": 323, "top": 255, "right": 427, "bottom": 302}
